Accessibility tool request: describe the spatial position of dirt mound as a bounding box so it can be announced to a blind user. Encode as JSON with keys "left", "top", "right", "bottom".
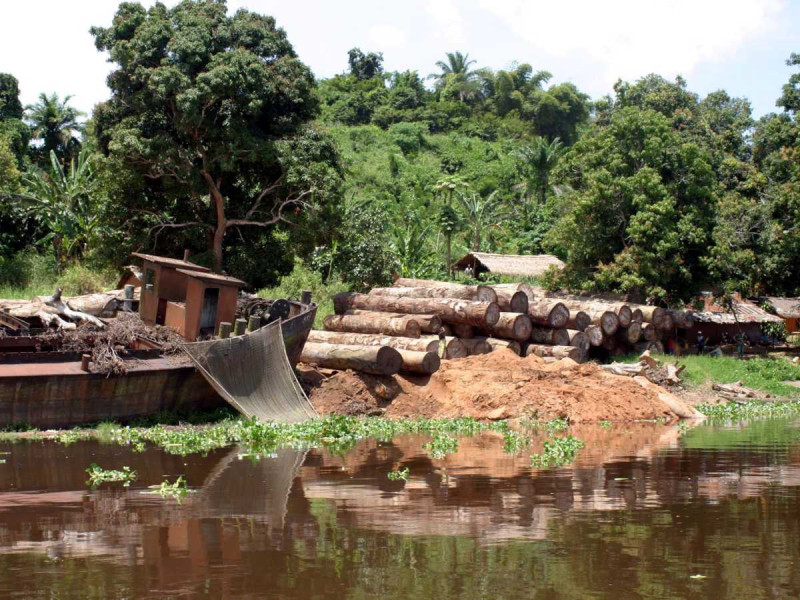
{"left": 308, "top": 349, "right": 680, "bottom": 422}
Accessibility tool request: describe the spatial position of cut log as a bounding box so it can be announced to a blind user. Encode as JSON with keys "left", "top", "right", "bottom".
{"left": 601, "top": 335, "right": 617, "bottom": 351}
{"left": 487, "top": 312, "right": 533, "bottom": 341}
{"left": 665, "top": 363, "right": 683, "bottom": 385}
{"left": 557, "top": 298, "right": 631, "bottom": 328}
{"left": 618, "top": 321, "right": 642, "bottom": 345}
{"left": 566, "top": 329, "right": 589, "bottom": 352}
{"left": 473, "top": 336, "right": 522, "bottom": 355}
{"left": 531, "top": 327, "right": 570, "bottom": 346}
{"left": 392, "top": 278, "right": 497, "bottom": 303}
{"left": 452, "top": 323, "right": 475, "bottom": 339}
{"left": 584, "top": 324, "right": 604, "bottom": 346}
{"left": 344, "top": 310, "right": 442, "bottom": 334}
{"left": 459, "top": 338, "right": 493, "bottom": 355}
{"left": 395, "top": 349, "right": 441, "bottom": 374}
{"left": 489, "top": 288, "right": 529, "bottom": 313}
{"left": 641, "top": 323, "right": 660, "bottom": 342}
{"left": 615, "top": 304, "right": 633, "bottom": 328}
{"left": 712, "top": 382, "right": 758, "bottom": 398}
{"left": 370, "top": 285, "right": 497, "bottom": 304}
{"left": 667, "top": 309, "right": 695, "bottom": 329}
{"left": 308, "top": 330, "right": 467, "bottom": 358}
{"left": 300, "top": 342, "right": 402, "bottom": 375}
{"left": 631, "top": 308, "right": 644, "bottom": 322}
{"left": 599, "top": 363, "right": 645, "bottom": 376}
{"left": 491, "top": 282, "right": 535, "bottom": 303}
{"left": 333, "top": 293, "right": 500, "bottom": 328}
{"left": 633, "top": 340, "right": 664, "bottom": 354}
{"left": 528, "top": 300, "right": 569, "bottom": 328}
{"left": 419, "top": 335, "right": 469, "bottom": 359}
{"left": 631, "top": 305, "right": 667, "bottom": 328}
{"left": 659, "top": 312, "right": 674, "bottom": 330}
{"left": 523, "top": 343, "right": 584, "bottom": 362}
{"left": 565, "top": 310, "right": 591, "bottom": 331}
{"left": 323, "top": 314, "right": 421, "bottom": 338}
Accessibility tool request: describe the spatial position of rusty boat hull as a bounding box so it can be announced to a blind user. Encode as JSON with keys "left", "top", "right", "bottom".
{"left": 0, "top": 302, "right": 317, "bottom": 429}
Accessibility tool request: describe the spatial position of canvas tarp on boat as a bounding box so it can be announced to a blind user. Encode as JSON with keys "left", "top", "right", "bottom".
{"left": 182, "top": 319, "right": 317, "bottom": 423}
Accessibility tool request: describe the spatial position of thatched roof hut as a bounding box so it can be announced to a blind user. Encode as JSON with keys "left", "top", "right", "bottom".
{"left": 453, "top": 252, "right": 565, "bottom": 278}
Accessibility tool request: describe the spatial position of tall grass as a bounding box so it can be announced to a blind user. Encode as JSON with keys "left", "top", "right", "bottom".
{"left": 0, "top": 250, "right": 117, "bottom": 298}
{"left": 256, "top": 261, "right": 350, "bottom": 328}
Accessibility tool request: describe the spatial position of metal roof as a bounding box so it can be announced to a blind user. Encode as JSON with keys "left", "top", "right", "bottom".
{"left": 751, "top": 297, "right": 800, "bottom": 319}
{"left": 454, "top": 252, "right": 565, "bottom": 277}
{"left": 131, "top": 253, "right": 210, "bottom": 272}
{"left": 692, "top": 295, "right": 783, "bottom": 325}
{"left": 175, "top": 269, "right": 246, "bottom": 287}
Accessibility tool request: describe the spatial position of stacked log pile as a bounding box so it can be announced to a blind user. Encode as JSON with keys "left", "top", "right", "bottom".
{"left": 300, "top": 278, "right": 697, "bottom": 376}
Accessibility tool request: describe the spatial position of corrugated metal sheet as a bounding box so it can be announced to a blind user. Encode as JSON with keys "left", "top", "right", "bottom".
{"left": 751, "top": 296, "right": 800, "bottom": 319}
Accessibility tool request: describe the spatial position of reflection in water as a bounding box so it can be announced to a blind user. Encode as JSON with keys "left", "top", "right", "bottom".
{"left": 0, "top": 419, "right": 798, "bottom": 598}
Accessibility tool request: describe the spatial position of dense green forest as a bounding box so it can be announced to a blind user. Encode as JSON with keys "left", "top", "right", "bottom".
{"left": 0, "top": 0, "right": 798, "bottom": 305}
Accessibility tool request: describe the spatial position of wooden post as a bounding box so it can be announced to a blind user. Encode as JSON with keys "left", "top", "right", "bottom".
{"left": 301, "top": 290, "right": 312, "bottom": 305}
{"left": 183, "top": 249, "right": 191, "bottom": 262}
{"left": 234, "top": 318, "right": 247, "bottom": 336}
{"left": 247, "top": 315, "right": 261, "bottom": 332}
{"left": 80, "top": 354, "right": 91, "bottom": 372}
{"left": 218, "top": 322, "right": 232, "bottom": 339}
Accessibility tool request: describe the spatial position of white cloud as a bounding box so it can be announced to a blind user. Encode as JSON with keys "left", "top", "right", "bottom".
{"left": 425, "top": 0, "right": 466, "bottom": 47}
{"left": 369, "top": 25, "right": 407, "bottom": 48}
{"left": 479, "top": 0, "right": 784, "bottom": 85}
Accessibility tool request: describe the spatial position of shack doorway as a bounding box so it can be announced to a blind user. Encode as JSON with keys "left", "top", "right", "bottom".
{"left": 200, "top": 287, "right": 220, "bottom": 335}
{"left": 156, "top": 298, "right": 167, "bottom": 325}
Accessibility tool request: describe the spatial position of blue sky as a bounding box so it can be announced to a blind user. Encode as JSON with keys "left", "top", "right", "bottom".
{"left": 1, "top": 0, "right": 797, "bottom": 119}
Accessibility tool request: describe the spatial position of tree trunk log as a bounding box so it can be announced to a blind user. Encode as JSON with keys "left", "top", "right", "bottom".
{"left": 459, "top": 338, "right": 493, "bottom": 355}
{"left": 584, "top": 324, "right": 604, "bottom": 346}
{"left": 473, "top": 336, "right": 522, "bottom": 355}
{"left": 523, "top": 343, "right": 583, "bottom": 362}
{"left": 452, "top": 323, "right": 475, "bottom": 339}
{"left": 642, "top": 323, "right": 659, "bottom": 342}
{"left": 371, "top": 285, "right": 497, "bottom": 303}
{"left": 489, "top": 288, "right": 529, "bottom": 313}
{"left": 556, "top": 298, "right": 632, "bottom": 328}
{"left": 487, "top": 312, "right": 533, "bottom": 341}
{"left": 334, "top": 293, "right": 500, "bottom": 327}
{"left": 392, "top": 278, "right": 497, "bottom": 302}
{"left": 490, "top": 282, "right": 535, "bottom": 303}
{"left": 300, "top": 342, "right": 402, "bottom": 375}
{"left": 602, "top": 335, "right": 617, "bottom": 351}
{"left": 528, "top": 300, "right": 569, "bottom": 328}
{"left": 395, "top": 349, "right": 441, "bottom": 374}
{"left": 566, "top": 329, "right": 589, "bottom": 352}
{"left": 630, "top": 305, "right": 667, "bottom": 328}
{"left": 308, "top": 329, "right": 467, "bottom": 357}
{"left": 323, "top": 314, "right": 421, "bottom": 338}
{"left": 659, "top": 312, "right": 674, "bottom": 330}
{"left": 633, "top": 340, "right": 664, "bottom": 354}
{"left": 343, "top": 310, "right": 442, "bottom": 334}
{"left": 631, "top": 308, "right": 644, "bottom": 322}
{"left": 419, "top": 335, "right": 469, "bottom": 359}
{"left": 531, "top": 327, "right": 570, "bottom": 346}
{"left": 565, "top": 310, "right": 591, "bottom": 331}
{"left": 617, "top": 321, "right": 642, "bottom": 345}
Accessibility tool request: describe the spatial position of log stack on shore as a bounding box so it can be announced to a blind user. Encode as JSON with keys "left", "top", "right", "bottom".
{"left": 299, "top": 278, "right": 696, "bottom": 377}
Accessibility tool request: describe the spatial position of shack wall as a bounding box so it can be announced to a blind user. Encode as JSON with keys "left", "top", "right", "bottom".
{"left": 686, "top": 322, "right": 762, "bottom": 345}
{"left": 164, "top": 302, "right": 187, "bottom": 338}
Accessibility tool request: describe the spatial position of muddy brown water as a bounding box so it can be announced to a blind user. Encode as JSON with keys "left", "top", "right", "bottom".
{"left": 0, "top": 418, "right": 799, "bottom": 599}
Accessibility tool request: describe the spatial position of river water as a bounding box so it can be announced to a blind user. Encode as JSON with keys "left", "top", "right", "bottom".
{"left": 0, "top": 418, "right": 798, "bottom": 599}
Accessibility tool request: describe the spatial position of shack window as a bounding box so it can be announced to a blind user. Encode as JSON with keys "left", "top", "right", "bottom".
{"left": 144, "top": 268, "right": 155, "bottom": 287}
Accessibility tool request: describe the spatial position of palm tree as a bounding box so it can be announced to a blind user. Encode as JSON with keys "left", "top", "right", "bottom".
{"left": 430, "top": 52, "right": 479, "bottom": 103}
{"left": 25, "top": 93, "right": 85, "bottom": 164}
{"left": 456, "top": 191, "right": 508, "bottom": 252}
{"left": 18, "top": 149, "right": 99, "bottom": 270}
{"left": 516, "top": 137, "right": 565, "bottom": 206}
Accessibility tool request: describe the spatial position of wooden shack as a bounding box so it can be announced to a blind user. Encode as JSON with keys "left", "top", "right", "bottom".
{"left": 453, "top": 252, "right": 565, "bottom": 278}
{"left": 133, "top": 253, "right": 245, "bottom": 341}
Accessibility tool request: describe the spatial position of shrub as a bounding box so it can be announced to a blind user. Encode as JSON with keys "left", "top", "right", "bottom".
{"left": 389, "top": 122, "right": 428, "bottom": 155}
{"left": 55, "top": 264, "right": 116, "bottom": 295}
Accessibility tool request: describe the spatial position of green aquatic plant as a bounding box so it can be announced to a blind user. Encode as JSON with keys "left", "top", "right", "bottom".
{"left": 502, "top": 429, "right": 530, "bottom": 454}
{"left": 423, "top": 435, "right": 459, "bottom": 459}
{"left": 55, "top": 430, "right": 91, "bottom": 445}
{"left": 387, "top": 467, "right": 410, "bottom": 481}
{"left": 530, "top": 435, "right": 585, "bottom": 468}
{"left": 144, "top": 476, "right": 193, "bottom": 502}
{"left": 85, "top": 463, "right": 136, "bottom": 487}
{"left": 600, "top": 420, "right": 612, "bottom": 429}
{"left": 696, "top": 400, "right": 800, "bottom": 421}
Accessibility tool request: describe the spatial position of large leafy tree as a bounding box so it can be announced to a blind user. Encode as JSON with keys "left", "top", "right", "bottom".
{"left": 0, "top": 74, "right": 29, "bottom": 166}
{"left": 25, "top": 92, "right": 84, "bottom": 164}
{"left": 91, "top": 0, "right": 338, "bottom": 272}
